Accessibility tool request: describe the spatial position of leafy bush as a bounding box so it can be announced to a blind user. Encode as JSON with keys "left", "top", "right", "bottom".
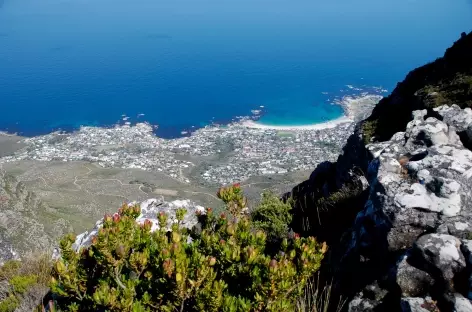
{"left": 0, "top": 255, "right": 51, "bottom": 312}
{"left": 315, "top": 185, "right": 359, "bottom": 212}
{"left": 0, "top": 261, "right": 21, "bottom": 280}
{"left": 361, "top": 120, "right": 378, "bottom": 145}
{"left": 0, "top": 296, "right": 19, "bottom": 312}
{"left": 9, "top": 274, "right": 38, "bottom": 295}
{"left": 50, "top": 191, "right": 327, "bottom": 311}
{"left": 217, "top": 183, "right": 247, "bottom": 216}
{"left": 417, "top": 73, "right": 472, "bottom": 109}
{"left": 218, "top": 185, "right": 293, "bottom": 244}
{"left": 251, "top": 192, "right": 293, "bottom": 243}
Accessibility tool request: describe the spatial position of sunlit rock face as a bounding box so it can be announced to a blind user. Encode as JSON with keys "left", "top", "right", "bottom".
{"left": 72, "top": 197, "right": 205, "bottom": 252}
{"left": 345, "top": 106, "right": 472, "bottom": 311}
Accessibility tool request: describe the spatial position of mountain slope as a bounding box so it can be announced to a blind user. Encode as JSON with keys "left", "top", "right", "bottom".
{"left": 0, "top": 170, "right": 62, "bottom": 263}
{"left": 362, "top": 31, "right": 472, "bottom": 143}
{"left": 285, "top": 31, "right": 472, "bottom": 311}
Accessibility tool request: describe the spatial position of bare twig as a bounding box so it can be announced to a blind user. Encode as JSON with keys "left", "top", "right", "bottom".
{"left": 114, "top": 267, "right": 127, "bottom": 290}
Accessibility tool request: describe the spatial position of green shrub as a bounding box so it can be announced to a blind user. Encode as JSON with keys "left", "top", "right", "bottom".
{"left": 9, "top": 274, "right": 37, "bottom": 295}
{"left": 361, "top": 120, "right": 378, "bottom": 145}
{"left": 251, "top": 192, "right": 293, "bottom": 243}
{"left": 315, "top": 186, "right": 358, "bottom": 211}
{"left": 467, "top": 232, "right": 472, "bottom": 240}
{"left": 0, "top": 255, "right": 51, "bottom": 312}
{"left": 0, "top": 261, "right": 21, "bottom": 280}
{"left": 50, "top": 194, "right": 327, "bottom": 311}
{"left": 217, "top": 183, "right": 247, "bottom": 216}
{"left": 0, "top": 295, "right": 19, "bottom": 312}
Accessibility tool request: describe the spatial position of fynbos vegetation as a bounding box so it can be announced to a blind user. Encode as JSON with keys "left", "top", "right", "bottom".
{"left": 0, "top": 255, "right": 51, "bottom": 312}
{"left": 48, "top": 184, "right": 327, "bottom": 311}
{"left": 251, "top": 192, "right": 293, "bottom": 244}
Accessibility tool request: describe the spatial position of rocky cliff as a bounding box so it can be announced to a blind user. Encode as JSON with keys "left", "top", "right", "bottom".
{"left": 286, "top": 32, "right": 472, "bottom": 311}
{"left": 362, "top": 31, "right": 472, "bottom": 143}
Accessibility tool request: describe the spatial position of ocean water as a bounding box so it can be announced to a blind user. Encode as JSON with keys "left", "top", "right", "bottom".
{"left": 0, "top": 0, "right": 471, "bottom": 138}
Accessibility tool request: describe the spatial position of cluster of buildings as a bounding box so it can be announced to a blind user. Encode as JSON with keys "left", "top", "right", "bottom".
{"left": 0, "top": 120, "right": 355, "bottom": 186}
{"left": 1, "top": 94, "right": 383, "bottom": 186}
{"left": 188, "top": 124, "right": 351, "bottom": 185}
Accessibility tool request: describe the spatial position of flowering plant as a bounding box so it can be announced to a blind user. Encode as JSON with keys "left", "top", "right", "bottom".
{"left": 50, "top": 195, "right": 327, "bottom": 311}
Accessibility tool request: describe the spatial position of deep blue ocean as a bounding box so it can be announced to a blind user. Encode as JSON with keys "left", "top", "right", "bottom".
{"left": 0, "top": 0, "right": 471, "bottom": 138}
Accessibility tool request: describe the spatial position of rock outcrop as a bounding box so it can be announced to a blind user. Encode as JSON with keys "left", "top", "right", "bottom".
{"left": 340, "top": 105, "right": 472, "bottom": 311}
{"left": 362, "top": 31, "right": 472, "bottom": 143}
{"left": 72, "top": 196, "right": 205, "bottom": 252}
{"left": 300, "top": 105, "right": 472, "bottom": 311}
{"left": 284, "top": 31, "right": 472, "bottom": 311}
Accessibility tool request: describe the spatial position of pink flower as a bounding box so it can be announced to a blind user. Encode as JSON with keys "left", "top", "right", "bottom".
{"left": 112, "top": 213, "right": 121, "bottom": 223}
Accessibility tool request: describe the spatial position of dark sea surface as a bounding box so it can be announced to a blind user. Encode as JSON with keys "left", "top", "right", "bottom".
{"left": 0, "top": 0, "right": 471, "bottom": 138}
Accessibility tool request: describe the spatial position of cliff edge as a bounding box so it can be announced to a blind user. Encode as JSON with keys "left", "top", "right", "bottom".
{"left": 286, "top": 31, "right": 472, "bottom": 311}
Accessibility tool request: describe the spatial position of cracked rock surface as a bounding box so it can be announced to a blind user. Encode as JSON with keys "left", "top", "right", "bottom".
{"left": 344, "top": 105, "right": 472, "bottom": 311}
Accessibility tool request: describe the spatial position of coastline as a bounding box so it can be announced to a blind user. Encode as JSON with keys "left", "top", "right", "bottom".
{"left": 0, "top": 93, "right": 384, "bottom": 139}
{"left": 242, "top": 94, "right": 383, "bottom": 131}
{"left": 241, "top": 115, "right": 352, "bottom": 130}
{"left": 0, "top": 131, "right": 18, "bottom": 137}
{"left": 0, "top": 93, "right": 384, "bottom": 186}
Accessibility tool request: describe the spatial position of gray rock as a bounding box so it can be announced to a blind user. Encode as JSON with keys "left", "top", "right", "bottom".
{"left": 425, "top": 177, "right": 462, "bottom": 217}
{"left": 0, "top": 173, "right": 57, "bottom": 263}
{"left": 448, "top": 125, "right": 462, "bottom": 145}
{"left": 405, "top": 117, "right": 450, "bottom": 148}
{"left": 393, "top": 178, "right": 462, "bottom": 217}
{"left": 434, "top": 104, "right": 472, "bottom": 132}
{"left": 412, "top": 110, "right": 428, "bottom": 121}
{"left": 460, "top": 240, "right": 472, "bottom": 300}
{"left": 335, "top": 105, "right": 472, "bottom": 311}
{"left": 437, "top": 222, "right": 472, "bottom": 239}
{"left": 400, "top": 297, "right": 438, "bottom": 312}
{"left": 380, "top": 156, "right": 402, "bottom": 174}
{"left": 414, "top": 234, "right": 466, "bottom": 281}
{"left": 348, "top": 297, "right": 378, "bottom": 312}
{"left": 455, "top": 293, "right": 472, "bottom": 312}
{"left": 0, "top": 231, "right": 19, "bottom": 266}
{"left": 461, "top": 240, "right": 472, "bottom": 266}
{"left": 395, "top": 254, "right": 434, "bottom": 297}
{"left": 354, "top": 106, "right": 472, "bottom": 256}
{"left": 394, "top": 183, "right": 435, "bottom": 211}
{"left": 467, "top": 124, "right": 472, "bottom": 147}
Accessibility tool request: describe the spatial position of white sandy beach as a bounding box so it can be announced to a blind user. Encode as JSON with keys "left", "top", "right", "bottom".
{"left": 242, "top": 94, "right": 382, "bottom": 131}
{"left": 241, "top": 115, "right": 353, "bottom": 130}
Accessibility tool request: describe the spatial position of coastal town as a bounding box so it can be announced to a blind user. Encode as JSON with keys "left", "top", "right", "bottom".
{"left": 0, "top": 95, "right": 382, "bottom": 186}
